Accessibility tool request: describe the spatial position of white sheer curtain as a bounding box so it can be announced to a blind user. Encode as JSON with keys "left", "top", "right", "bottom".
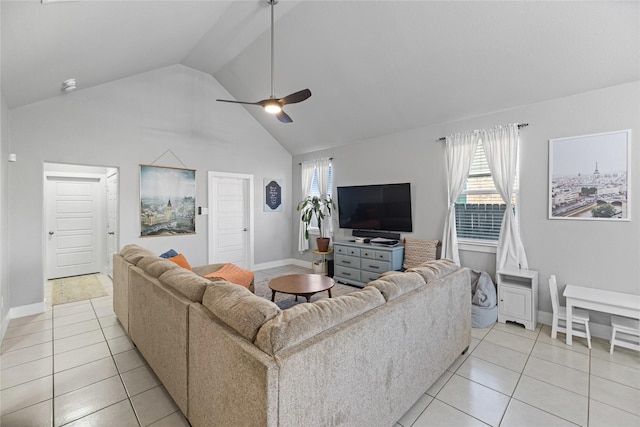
{"left": 315, "top": 158, "right": 332, "bottom": 237}
{"left": 298, "top": 160, "right": 316, "bottom": 253}
{"left": 442, "top": 131, "right": 480, "bottom": 265}
{"left": 482, "top": 124, "right": 529, "bottom": 270}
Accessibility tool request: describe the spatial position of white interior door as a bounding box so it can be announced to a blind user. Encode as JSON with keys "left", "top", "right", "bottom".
{"left": 209, "top": 172, "right": 253, "bottom": 269}
{"left": 46, "top": 176, "right": 102, "bottom": 279}
{"left": 106, "top": 171, "right": 118, "bottom": 278}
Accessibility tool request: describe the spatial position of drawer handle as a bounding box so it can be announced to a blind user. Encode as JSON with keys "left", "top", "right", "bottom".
{"left": 343, "top": 260, "right": 351, "bottom": 264}
{"left": 343, "top": 272, "right": 351, "bottom": 276}
{"left": 368, "top": 265, "right": 380, "bottom": 269}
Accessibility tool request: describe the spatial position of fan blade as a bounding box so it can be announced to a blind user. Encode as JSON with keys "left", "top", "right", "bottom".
{"left": 216, "top": 99, "right": 261, "bottom": 105}
{"left": 276, "top": 110, "right": 293, "bottom": 123}
{"left": 279, "top": 89, "right": 311, "bottom": 105}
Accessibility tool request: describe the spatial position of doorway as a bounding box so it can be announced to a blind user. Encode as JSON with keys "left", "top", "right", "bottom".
{"left": 44, "top": 163, "right": 119, "bottom": 280}
{"left": 208, "top": 171, "right": 254, "bottom": 269}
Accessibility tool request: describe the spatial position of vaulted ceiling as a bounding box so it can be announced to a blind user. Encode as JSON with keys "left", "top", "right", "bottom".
{"left": 2, "top": 1, "right": 639, "bottom": 155}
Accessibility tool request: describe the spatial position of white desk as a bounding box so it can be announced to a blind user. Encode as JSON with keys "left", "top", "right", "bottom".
{"left": 563, "top": 285, "right": 640, "bottom": 346}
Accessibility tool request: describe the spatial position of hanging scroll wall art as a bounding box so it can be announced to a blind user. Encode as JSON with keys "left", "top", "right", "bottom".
{"left": 140, "top": 165, "right": 197, "bottom": 236}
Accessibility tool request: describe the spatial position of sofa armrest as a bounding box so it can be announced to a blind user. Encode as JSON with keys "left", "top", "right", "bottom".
{"left": 189, "top": 303, "right": 279, "bottom": 427}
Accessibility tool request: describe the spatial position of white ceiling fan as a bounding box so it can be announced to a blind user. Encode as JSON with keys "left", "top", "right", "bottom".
{"left": 216, "top": 0, "right": 311, "bottom": 123}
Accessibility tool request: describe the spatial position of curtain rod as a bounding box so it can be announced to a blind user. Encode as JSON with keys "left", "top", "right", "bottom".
{"left": 437, "top": 123, "right": 529, "bottom": 141}
{"left": 298, "top": 157, "right": 333, "bottom": 165}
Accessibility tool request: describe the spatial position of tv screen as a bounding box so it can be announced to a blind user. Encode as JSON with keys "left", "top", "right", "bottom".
{"left": 337, "top": 183, "right": 413, "bottom": 232}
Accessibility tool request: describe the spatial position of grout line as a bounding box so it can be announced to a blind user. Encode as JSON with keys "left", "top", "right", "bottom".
{"left": 51, "top": 306, "right": 56, "bottom": 427}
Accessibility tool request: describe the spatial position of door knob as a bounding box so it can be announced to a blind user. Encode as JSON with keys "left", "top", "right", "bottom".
{"left": 48, "top": 231, "right": 54, "bottom": 235}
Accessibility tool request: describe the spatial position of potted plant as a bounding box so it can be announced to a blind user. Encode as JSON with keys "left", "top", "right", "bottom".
{"left": 297, "top": 194, "right": 335, "bottom": 252}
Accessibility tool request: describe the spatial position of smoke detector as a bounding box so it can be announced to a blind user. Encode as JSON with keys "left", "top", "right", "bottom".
{"left": 61, "top": 78, "right": 77, "bottom": 92}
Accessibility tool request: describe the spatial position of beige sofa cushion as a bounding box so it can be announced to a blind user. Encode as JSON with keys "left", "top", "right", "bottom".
{"left": 367, "top": 271, "right": 426, "bottom": 302}
{"left": 255, "top": 286, "right": 385, "bottom": 356}
{"left": 407, "top": 259, "right": 459, "bottom": 283}
{"left": 120, "top": 244, "right": 156, "bottom": 265}
{"left": 202, "top": 281, "right": 281, "bottom": 342}
{"left": 137, "top": 256, "right": 181, "bottom": 278}
{"left": 158, "top": 268, "right": 211, "bottom": 302}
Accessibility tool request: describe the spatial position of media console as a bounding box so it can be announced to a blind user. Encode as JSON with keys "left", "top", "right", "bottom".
{"left": 333, "top": 241, "right": 404, "bottom": 288}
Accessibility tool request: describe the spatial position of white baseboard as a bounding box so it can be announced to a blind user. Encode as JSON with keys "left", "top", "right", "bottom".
{"left": 537, "top": 310, "right": 613, "bottom": 340}
{"left": 10, "top": 301, "right": 46, "bottom": 319}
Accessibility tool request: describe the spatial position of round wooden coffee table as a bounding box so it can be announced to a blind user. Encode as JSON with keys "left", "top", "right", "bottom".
{"left": 268, "top": 274, "right": 335, "bottom": 303}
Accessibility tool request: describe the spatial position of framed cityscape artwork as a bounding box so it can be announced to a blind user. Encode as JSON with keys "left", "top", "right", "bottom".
{"left": 140, "top": 165, "right": 196, "bottom": 236}
{"left": 549, "top": 129, "right": 630, "bottom": 221}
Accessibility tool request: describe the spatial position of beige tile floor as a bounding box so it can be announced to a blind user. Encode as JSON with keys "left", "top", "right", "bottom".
{"left": 1, "top": 267, "right": 639, "bottom": 426}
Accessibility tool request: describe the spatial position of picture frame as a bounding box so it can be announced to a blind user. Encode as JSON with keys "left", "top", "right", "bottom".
{"left": 549, "top": 130, "right": 630, "bottom": 221}
{"left": 264, "top": 178, "right": 283, "bottom": 212}
{"left": 140, "top": 165, "right": 196, "bottom": 236}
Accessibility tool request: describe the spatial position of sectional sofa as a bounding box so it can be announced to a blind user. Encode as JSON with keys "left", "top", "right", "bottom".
{"left": 113, "top": 244, "right": 471, "bottom": 426}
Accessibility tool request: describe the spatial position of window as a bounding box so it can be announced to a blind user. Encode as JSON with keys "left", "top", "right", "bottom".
{"left": 309, "top": 164, "right": 333, "bottom": 198}
{"left": 455, "top": 141, "right": 516, "bottom": 242}
{"left": 307, "top": 163, "right": 333, "bottom": 233}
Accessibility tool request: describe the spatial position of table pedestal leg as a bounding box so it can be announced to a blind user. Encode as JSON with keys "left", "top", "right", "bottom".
{"left": 271, "top": 290, "right": 276, "bottom": 302}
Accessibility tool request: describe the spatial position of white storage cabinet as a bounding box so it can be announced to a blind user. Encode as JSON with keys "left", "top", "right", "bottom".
{"left": 497, "top": 268, "right": 538, "bottom": 331}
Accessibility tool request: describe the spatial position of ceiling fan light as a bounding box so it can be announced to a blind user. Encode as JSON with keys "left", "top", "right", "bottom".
{"left": 264, "top": 102, "right": 281, "bottom": 114}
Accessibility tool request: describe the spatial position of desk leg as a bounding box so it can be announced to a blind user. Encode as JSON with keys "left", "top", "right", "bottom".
{"left": 566, "top": 299, "right": 573, "bottom": 346}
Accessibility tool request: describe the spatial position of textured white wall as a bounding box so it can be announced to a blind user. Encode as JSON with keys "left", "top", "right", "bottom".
{"left": 1, "top": 91, "right": 10, "bottom": 334}
{"left": 7, "top": 65, "right": 293, "bottom": 309}
{"left": 293, "top": 81, "right": 640, "bottom": 323}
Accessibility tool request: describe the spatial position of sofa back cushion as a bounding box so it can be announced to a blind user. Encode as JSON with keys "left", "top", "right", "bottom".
{"left": 120, "top": 244, "right": 156, "bottom": 265}
{"left": 255, "top": 286, "right": 385, "bottom": 356}
{"left": 137, "top": 256, "right": 181, "bottom": 278}
{"left": 366, "top": 271, "right": 426, "bottom": 302}
{"left": 158, "top": 268, "right": 211, "bottom": 302}
{"left": 407, "top": 259, "right": 459, "bottom": 283}
{"left": 202, "top": 281, "right": 281, "bottom": 342}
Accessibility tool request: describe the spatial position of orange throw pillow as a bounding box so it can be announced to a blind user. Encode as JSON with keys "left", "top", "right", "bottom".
{"left": 168, "top": 253, "right": 192, "bottom": 270}
{"left": 205, "top": 263, "right": 254, "bottom": 289}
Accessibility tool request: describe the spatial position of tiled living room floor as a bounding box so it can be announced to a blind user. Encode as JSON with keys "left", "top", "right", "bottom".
{"left": 1, "top": 266, "right": 639, "bottom": 426}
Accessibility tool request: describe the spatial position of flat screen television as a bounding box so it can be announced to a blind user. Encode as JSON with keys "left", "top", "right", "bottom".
{"left": 337, "top": 183, "right": 413, "bottom": 232}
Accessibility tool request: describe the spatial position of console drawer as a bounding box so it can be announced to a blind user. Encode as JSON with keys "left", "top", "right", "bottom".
{"left": 361, "top": 248, "right": 376, "bottom": 259}
{"left": 347, "top": 247, "right": 361, "bottom": 257}
{"left": 334, "top": 245, "right": 348, "bottom": 255}
{"left": 335, "top": 254, "right": 360, "bottom": 269}
{"left": 360, "top": 259, "right": 391, "bottom": 274}
{"left": 361, "top": 270, "right": 382, "bottom": 284}
{"left": 375, "top": 251, "right": 391, "bottom": 261}
{"left": 334, "top": 266, "right": 360, "bottom": 282}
